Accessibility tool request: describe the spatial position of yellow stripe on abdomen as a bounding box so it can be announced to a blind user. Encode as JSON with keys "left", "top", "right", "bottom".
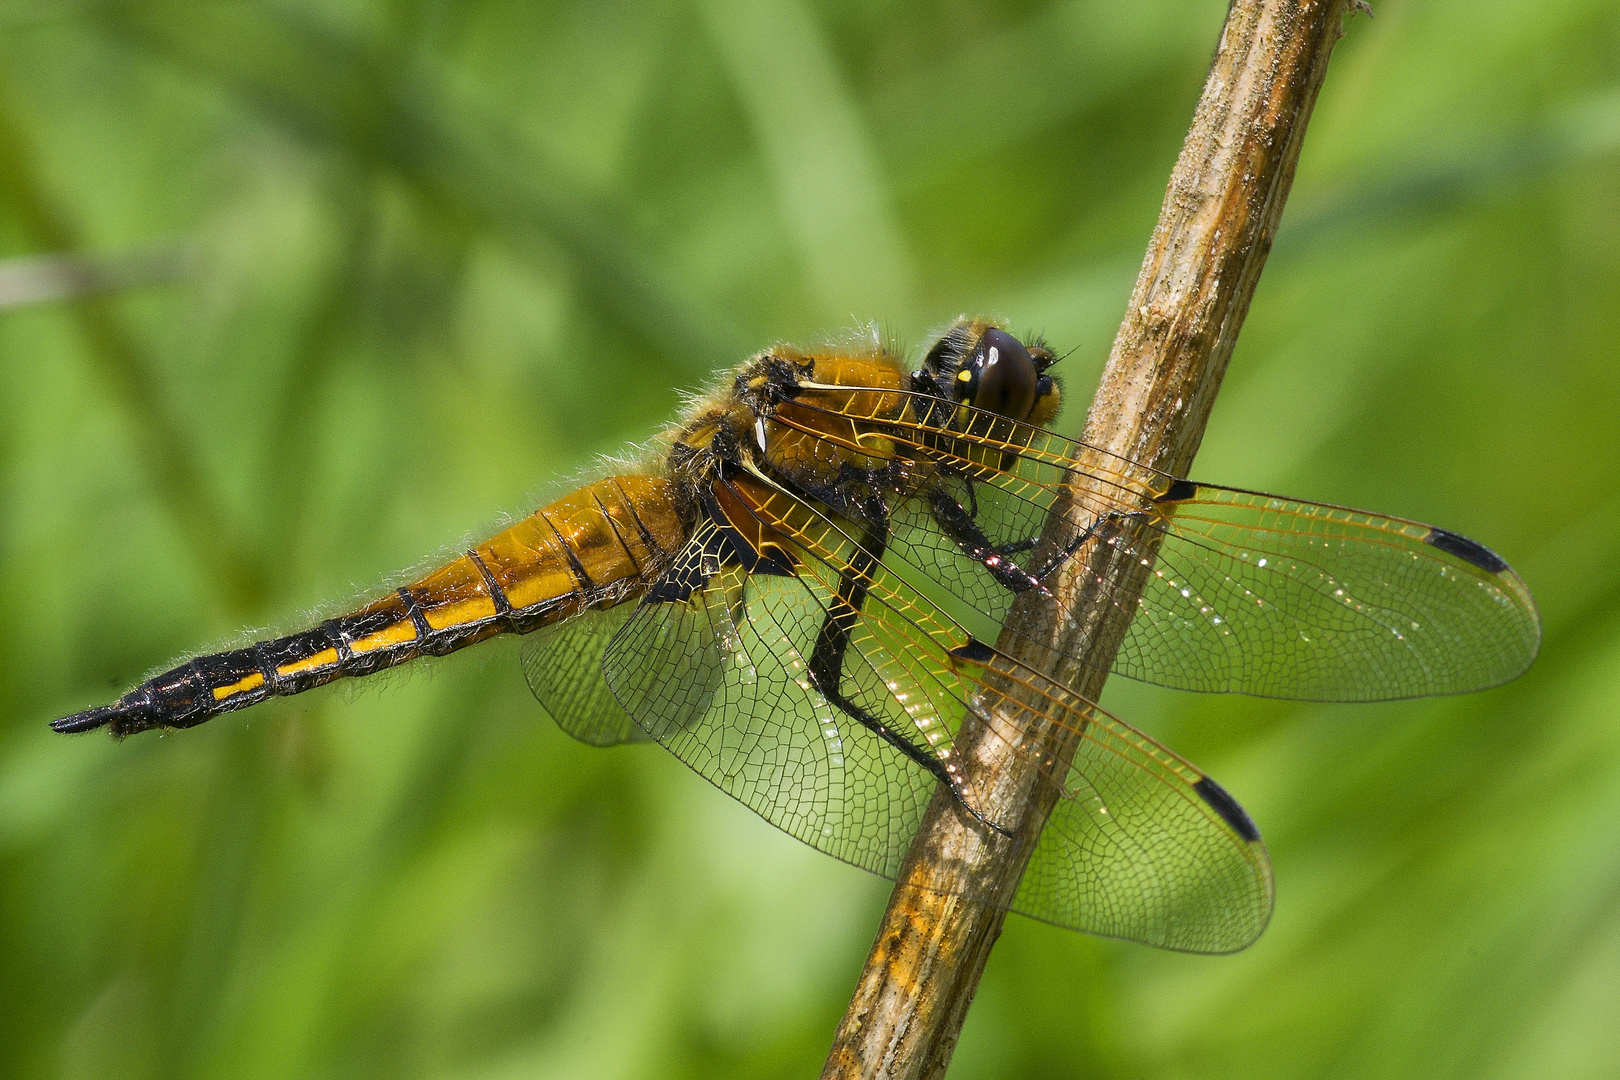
{"left": 278, "top": 648, "right": 340, "bottom": 677}
{"left": 65, "top": 474, "right": 692, "bottom": 737}
{"left": 213, "top": 672, "right": 266, "bottom": 701}
{"left": 466, "top": 475, "right": 686, "bottom": 629}
{"left": 350, "top": 621, "right": 417, "bottom": 654}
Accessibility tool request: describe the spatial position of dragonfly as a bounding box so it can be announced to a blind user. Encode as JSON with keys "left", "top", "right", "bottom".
{"left": 52, "top": 318, "right": 1541, "bottom": 954}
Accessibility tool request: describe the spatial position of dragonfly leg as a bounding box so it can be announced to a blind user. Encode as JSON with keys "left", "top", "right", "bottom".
{"left": 807, "top": 509, "right": 1015, "bottom": 839}
{"left": 927, "top": 491, "right": 1050, "bottom": 596}
{"left": 1025, "top": 509, "right": 1155, "bottom": 582}
{"left": 954, "top": 479, "right": 1036, "bottom": 557}
{"left": 931, "top": 483, "right": 1159, "bottom": 591}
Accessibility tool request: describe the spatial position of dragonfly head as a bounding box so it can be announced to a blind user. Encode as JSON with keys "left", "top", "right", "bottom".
{"left": 912, "top": 320, "right": 1061, "bottom": 427}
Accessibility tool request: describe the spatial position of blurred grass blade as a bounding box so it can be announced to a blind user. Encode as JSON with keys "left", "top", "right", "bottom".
{"left": 0, "top": 243, "right": 193, "bottom": 310}
{"left": 700, "top": 0, "right": 917, "bottom": 320}
{"left": 1280, "top": 87, "right": 1620, "bottom": 252}
{"left": 105, "top": 0, "right": 752, "bottom": 374}
{"left": 0, "top": 78, "right": 265, "bottom": 611}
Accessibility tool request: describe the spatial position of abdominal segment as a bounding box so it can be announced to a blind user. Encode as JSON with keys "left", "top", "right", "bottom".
{"left": 53, "top": 476, "right": 684, "bottom": 737}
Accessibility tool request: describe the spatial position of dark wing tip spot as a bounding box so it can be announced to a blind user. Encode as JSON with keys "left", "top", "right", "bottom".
{"left": 1156, "top": 478, "right": 1199, "bottom": 504}
{"left": 1194, "top": 775, "right": 1261, "bottom": 843}
{"left": 1424, "top": 527, "right": 1510, "bottom": 574}
{"left": 948, "top": 638, "right": 997, "bottom": 664}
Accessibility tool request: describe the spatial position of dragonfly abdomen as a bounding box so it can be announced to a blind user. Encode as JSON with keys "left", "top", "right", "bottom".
{"left": 52, "top": 476, "right": 685, "bottom": 737}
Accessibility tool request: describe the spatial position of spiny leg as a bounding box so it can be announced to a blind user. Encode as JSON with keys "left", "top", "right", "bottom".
{"left": 927, "top": 486, "right": 1154, "bottom": 594}
{"left": 1025, "top": 509, "right": 1157, "bottom": 582}
{"left": 805, "top": 503, "right": 1013, "bottom": 838}
{"left": 927, "top": 489, "right": 1049, "bottom": 595}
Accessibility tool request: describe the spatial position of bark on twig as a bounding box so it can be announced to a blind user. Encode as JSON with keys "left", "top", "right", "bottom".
{"left": 822, "top": 2, "right": 1356, "bottom": 1076}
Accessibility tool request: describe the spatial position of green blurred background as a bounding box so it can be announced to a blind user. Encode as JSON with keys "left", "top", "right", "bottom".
{"left": 3, "top": 1, "right": 1618, "bottom": 1077}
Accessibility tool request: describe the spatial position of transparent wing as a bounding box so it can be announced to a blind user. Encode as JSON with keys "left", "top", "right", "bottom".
{"left": 605, "top": 485, "right": 1272, "bottom": 951}
{"left": 520, "top": 604, "right": 644, "bottom": 745}
{"left": 1020, "top": 700, "right": 1271, "bottom": 952}
{"left": 773, "top": 390, "right": 1541, "bottom": 702}
{"left": 1107, "top": 484, "right": 1542, "bottom": 700}
{"left": 604, "top": 558, "right": 939, "bottom": 877}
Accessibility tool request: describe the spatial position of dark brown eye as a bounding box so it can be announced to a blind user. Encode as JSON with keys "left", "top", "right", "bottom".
{"left": 958, "top": 328, "right": 1038, "bottom": 420}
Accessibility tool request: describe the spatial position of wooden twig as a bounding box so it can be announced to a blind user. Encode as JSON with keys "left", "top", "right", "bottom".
{"left": 821, "top": 1, "right": 1358, "bottom": 1076}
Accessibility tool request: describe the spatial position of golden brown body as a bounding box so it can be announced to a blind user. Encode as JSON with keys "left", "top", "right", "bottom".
{"left": 52, "top": 332, "right": 985, "bottom": 737}
{"left": 55, "top": 321, "right": 1062, "bottom": 737}
{"left": 51, "top": 317, "right": 1538, "bottom": 953}
{"left": 54, "top": 475, "right": 684, "bottom": 735}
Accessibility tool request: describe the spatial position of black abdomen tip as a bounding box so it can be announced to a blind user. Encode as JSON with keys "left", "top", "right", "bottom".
{"left": 50, "top": 693, "right": 163, "bottom": 737}
{"left": 1424, "top": 527, "right": 1510, "bottom": 574}
{"left": 1194, "top": 775, "right": 1261, "bottom": 842}
{"left": 50, "top": 705, "right": 117, "bottom": 734}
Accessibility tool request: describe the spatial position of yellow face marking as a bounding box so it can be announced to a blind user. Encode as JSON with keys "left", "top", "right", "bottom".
{"left": 277, "top": 648, "right": 339, "bottom": 677}
{"left": 350, "top": 621, "right": 417, "bottom": 654}
{"left": 955, "top": 369, "right": 975, "bottom": 406}
{"left": 212, "top": 672, "right": 266, "bottom": 701}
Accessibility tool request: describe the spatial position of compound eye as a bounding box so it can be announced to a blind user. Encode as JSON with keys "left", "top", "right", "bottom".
{"left": 964, "top": 328, "right": 1039, "bottom": 421}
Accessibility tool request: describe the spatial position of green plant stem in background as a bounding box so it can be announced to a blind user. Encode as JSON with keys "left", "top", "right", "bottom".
{"left": 0, "top": 75, "right": 266, "bottom": 613}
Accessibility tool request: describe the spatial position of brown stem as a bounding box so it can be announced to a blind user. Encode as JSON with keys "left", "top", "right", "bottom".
{"left": 821, "top": 1, "right": 1358, "bottom": 1076}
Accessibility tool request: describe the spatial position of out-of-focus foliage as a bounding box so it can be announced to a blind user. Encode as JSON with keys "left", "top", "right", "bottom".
{"left": 2, "top": 0, "right": 1617, "bottom": 1076}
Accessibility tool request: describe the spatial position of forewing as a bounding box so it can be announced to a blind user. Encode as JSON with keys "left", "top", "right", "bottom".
{"left": 775, "top": 391, "right": 1540, "bottom": 701}
{"left": 1111, "top": 484, "right": 1542, "bottom": 700}
{"left": 521, "top": 605, "right": 645, "bottom": 745}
